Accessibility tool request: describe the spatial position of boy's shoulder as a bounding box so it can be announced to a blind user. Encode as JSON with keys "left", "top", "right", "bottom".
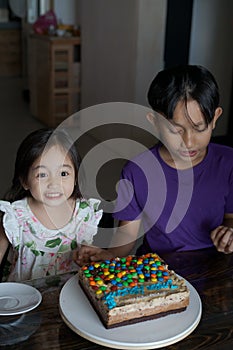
{"left": 123, "top": 144, "right": 159, "bottom": 171}
{"left": 208, "top": 143, "right": 233, "bottom": 169}
{"left": 209, "top": 142, "right": 233, "bottom": 156}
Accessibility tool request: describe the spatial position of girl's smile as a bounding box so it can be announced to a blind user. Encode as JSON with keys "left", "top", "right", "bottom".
{"left": 44, "top": 192, "right": 64, "bottom": 199}
{"left": 25, "top": 144, "right": 76, "bottom": 207}
{"left": 23, "top": 145, "right": 76, "bottom": 229}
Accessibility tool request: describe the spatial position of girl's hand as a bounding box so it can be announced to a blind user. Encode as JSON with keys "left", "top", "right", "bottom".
{"left": 73, "top": 245, "right": 115, "bottom": 266}
{"left": 211, "top": 226, "right": 233, "bottom": 254}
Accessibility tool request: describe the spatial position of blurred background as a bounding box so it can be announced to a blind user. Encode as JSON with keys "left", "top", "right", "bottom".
{"left": 0, "top": 0, "right": 232, "bottom": 199}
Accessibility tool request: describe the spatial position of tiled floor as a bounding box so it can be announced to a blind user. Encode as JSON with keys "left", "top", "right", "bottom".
{"left": 0, "top": 77, "right": 45, "bottom": 198}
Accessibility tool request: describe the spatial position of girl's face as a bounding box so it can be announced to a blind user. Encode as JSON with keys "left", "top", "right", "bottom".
{"left": 151, "top": 100, "right": 222, "bottom": 169}
{"left": 24, "top": 145, "right": 76, "bottom": 207}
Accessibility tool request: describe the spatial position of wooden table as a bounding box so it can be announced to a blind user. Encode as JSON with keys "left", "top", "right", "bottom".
{"left": 0, "top": 248, "right": 232, "bottom": 350}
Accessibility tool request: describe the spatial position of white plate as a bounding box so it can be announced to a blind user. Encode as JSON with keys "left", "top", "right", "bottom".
{"left": 59, "top": 274, "right": 202, "bottom": 349}
{"left": 0, "top": 283, "right": 42, "bottom": 316}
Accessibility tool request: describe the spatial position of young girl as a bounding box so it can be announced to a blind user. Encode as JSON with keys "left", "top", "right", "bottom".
{"left": 76, "top": 64, "right": 233, "bottom": 265}
{"left": 0, "top": 128, "right": 102, "bottom": 281}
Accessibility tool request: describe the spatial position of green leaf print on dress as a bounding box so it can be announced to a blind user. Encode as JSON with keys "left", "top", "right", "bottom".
{"left": 45, "top": 237, "right": 62, "bottom": 248}
{"left": 84, "top": 213, "right": 90, "bottom": 222}
{"left": 0, "top": 197, "right": 102, "bottom": 281}
{"left": 57, "top": 238, "right": 78, "bottom": 253}
{"left": 25, "top": 241, "right": 43, "bottom": 256}
{"left": 93, "top": 202, "right": 99, "bottom": 212}
{"left": 79, "top": 201, "right": 89, "bottom": 209}
{"left": 57, "top": 244, "right": 70, "bottom": 253}
{"left": 71, "top": 239, "right": 78, "bottom": 250}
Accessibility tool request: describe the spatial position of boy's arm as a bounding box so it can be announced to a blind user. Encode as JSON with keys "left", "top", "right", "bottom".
{"left": 108, "top": 219, "right": 141, "bottom": 256}
{"left": 74, "top": 219, "right": 141, "bottom": 265}
{"left": 223, "top": 213, "right": 233, "bottom": 227}
{"left": 210, "top": 213, "right": 233, "bottom": 254}
{"left": 0, "top": 223, "right": 9, "bottom": 265}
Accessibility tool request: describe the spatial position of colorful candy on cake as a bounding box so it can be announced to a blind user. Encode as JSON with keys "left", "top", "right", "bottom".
{"left": 78, "top": 253, "right": 190, "bottom": 328}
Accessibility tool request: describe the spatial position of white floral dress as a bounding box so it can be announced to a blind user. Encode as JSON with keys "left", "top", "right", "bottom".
{"left": 0, "top": 198, "right": 102, "bottom": 281}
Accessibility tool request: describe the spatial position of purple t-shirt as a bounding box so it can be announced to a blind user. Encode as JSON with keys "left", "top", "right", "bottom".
{"left": 113, "top": 143, "right": 233, "bottom": 254}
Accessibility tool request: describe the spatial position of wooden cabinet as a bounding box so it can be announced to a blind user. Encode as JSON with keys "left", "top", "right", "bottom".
{"left": 0, "top": 28, "right": 22, "bottom": 77}
{"left": 28, "top": 35, "right": 81, "bottom": 127}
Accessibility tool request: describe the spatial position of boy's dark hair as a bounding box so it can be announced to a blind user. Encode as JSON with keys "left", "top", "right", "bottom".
{"left": 147, "top": 65, "right": 220, "bottom": 126}
{"left": 4, "top": 128, "right": 82, "bottom": 202}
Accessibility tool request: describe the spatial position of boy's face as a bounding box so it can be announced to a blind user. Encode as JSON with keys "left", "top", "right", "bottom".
{"left": 151, "top": 100, "right": 222, "bottom": 168}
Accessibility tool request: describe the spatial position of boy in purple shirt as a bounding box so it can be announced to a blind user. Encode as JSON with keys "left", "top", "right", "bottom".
{"left": 76, "top": 65, "right": 233, "bottom": 264}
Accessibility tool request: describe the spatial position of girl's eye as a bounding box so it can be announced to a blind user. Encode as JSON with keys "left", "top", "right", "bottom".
{"left": 61, "top": 171, "right": 69, "bottom": 177}
{"left": 37, "top": 172, "right": 47, "bottom": 178}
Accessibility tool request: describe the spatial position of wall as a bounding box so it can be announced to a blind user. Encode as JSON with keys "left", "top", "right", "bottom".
{"left": 54, "top": 0, "right": 232, "bottom": 137}
{"left": 80, "top": 0, "right": 137, "bottom": 107}
{"left": 135, "top": 0, "right": 167, "bottom": 106}
{"left": 53, "top": 0, "right": 81, "bottom": 25}
{"left": 80, "top": 0, "right": 167, "bottom": 108}
{"left": 75, "top": 0, "right": 167, "bottom": 200}
{"left": 189, "top": 0, "right": 233, "bottom": 136}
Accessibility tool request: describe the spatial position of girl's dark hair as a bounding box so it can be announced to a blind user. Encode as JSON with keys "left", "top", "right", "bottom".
{"left": 147, "top": 65, "right": 220, "bottom": 126}
{"left": 4, "top": 128, "right": 82, "bottom": 202}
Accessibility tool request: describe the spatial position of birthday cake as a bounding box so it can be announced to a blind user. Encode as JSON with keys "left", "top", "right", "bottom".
{"left": 78, "top": 253, "right": 190, "bottom": 328}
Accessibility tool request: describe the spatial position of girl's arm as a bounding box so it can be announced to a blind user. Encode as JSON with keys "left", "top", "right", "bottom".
{"left": 0, "top": 222, "right": 9, "bottom": 265}
{"left": 210, "top": 213, "right": 233, "bottom": 254}
{"left": 75, "top": 219, "right": 141, "bottom": 265}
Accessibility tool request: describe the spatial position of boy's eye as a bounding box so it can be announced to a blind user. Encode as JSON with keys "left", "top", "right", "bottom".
{"left": 195, "top": 125, "right": 208, "bottom": 132}
{"left": 168, "top": 127, "right": 182, "bottom": 134}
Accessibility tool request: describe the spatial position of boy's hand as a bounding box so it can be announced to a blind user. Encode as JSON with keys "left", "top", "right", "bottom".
{"left": 211, "top": 226, "right": 233, "bottom": 254}
{"left": 73, "top": 245, "right": 115, "bottom": 266}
